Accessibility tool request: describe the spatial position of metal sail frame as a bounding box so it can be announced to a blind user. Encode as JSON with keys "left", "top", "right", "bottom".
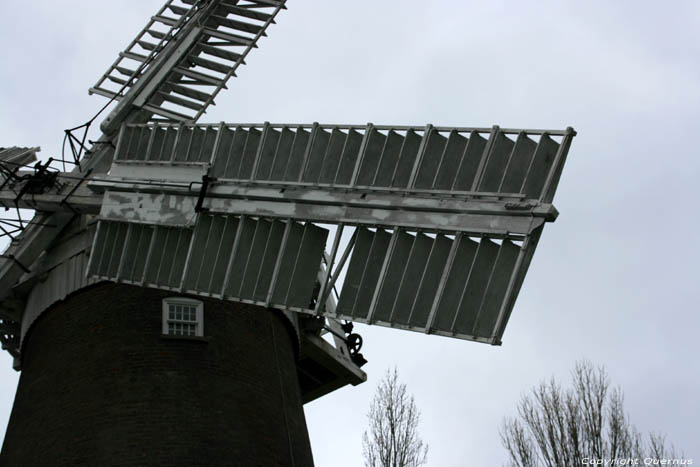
{"left": 87, "top": 121, "right": 574, "bottom": 344}
{"left": 91, "top": 0, "right": 287, "bottom": 130}
{"left": 0, "top": 121, "right": 575, "bottom": 346}
{"left": 1, "top": 0, "right": 576, "bottom": 364}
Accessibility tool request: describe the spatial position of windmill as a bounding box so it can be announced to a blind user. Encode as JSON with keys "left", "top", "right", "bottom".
{"left": 0, "top": 1, "right": 575, "bottom": 465}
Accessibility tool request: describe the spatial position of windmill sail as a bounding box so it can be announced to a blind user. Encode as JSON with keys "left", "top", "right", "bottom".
{"left": 90, "top": 0, "right": 286, "bottom": 124}
{"left": 111, "top": 122, "right": 569, "bottom": 201}
{"left": 87, "top": 216, "right": 328, "bottom": 312}
{"left": 0, "top": 1, "right": 574, "bottom": 365}
{"left": 333, "top": 227, "right": 539, "bottom": 344}
{"left": 85, "top": 121, "right": 575, "bottom": 345}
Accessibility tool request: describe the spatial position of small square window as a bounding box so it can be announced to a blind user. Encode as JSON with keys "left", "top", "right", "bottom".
{"left": 162, "top": 298, "right": 203, "bottom": 337}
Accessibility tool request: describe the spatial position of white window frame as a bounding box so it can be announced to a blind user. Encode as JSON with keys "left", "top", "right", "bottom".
{"left": 162, "top": 297, "right": 204, "bottom": 337}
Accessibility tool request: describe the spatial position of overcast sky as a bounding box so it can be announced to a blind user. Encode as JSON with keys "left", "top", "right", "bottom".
{"left": 1, "top": 1, "right": 699, "bottom": 465}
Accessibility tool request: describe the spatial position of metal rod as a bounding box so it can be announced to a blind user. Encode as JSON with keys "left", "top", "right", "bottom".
{"left": 235, "top": 126, "right": 253, "bottom": 179}
{"left": 491, "top": 229, "right": 542, "bottom": 344}
{"left": 207, "top": 216, "right": 229, "bottom": 292}
{"left": 185, "top": 123, "right": 199, "bottom": 163}
{"left": 208, "top": 122, "right": 226, "bottom": 165}
{"left": 450, "top": 130, "right": 478, "bottom": 192}
{"left": 113, "top": 124, "right": 127, "bottom": 162}
{"left": 170, "top": 122, "right": 183, "bottom": 162}
{"left": 349, "top": 123, "right": 373, "bottom": 187}
{"left": 268, "top": 125, "right": 287, "bottom": 182}
{"left": 316, "top": 126, "right": 337, "bottom": 185}
{"left": 388, "top": 231, "right": 419, "bottom": 323}
{"left": 133, "top": 126, "right": 148, "bottom": 162}
{"left": 236, "top": 218, "right": 262, "bottom": 299}
{"left": 137, "top": 227, "right": 164, "bottom": 283}
{"left": 490, "top": 237, "right": 530, "bottom": 342}
{"left": 221, "top": 125, "right": 237, "bottom": 178}
{"left": 253, "top": 217, "right": 277, "bottom": 299}
{"left": 194, "top": 216, "right": 216, "bottom": 287}
{"left": 122, "top": 126, "right": 138, "bottom": 162}
{"left": 406, "top": 232, "right": 440, "bottom": 325}
{"left": 350, "top": 227, "right": 385, "bottom": 318}
{"left": 540, "top": 127, "right": 576, "bottom": 203}
{"left": 389, "top": 129, "right": 413, "bottom": 188}
{"left": 449, "top": 238, "right": 483, "bottom": 333}
{"left": 167, "top": 227, "right": 185, "bottom": 286}
{"left": 332, "top": 128, "right": 353, "bottom": 186}
{"left": 406, "top": 124, "right": 433, "bottom": 189}
{"left": 156, "top": 126, "right": 170, "bottom": 162}
{"left": 470, "top": 241, "right": 505, "bottom": 337}
{"left": 314, "top": 223, "right": 344, "bottom": 315}
{"left": 518, "top": 131, "right": 547, "bottom": 196}
{"left": 250, "top": 121, "right": 270, "bottom": 181}
{"left": 115, "top": 223, "right": 134, "bottom": 279}
{"left": 85, "top": 221, "right": 104, "bottom": 276}
{"left": 366, "top": 228, "right": 399, "bottom": 324}
{"left": 497, "top": 131, "right": 525, "bottom": 193}
{"left": 470, "top": 125, "right": 500, "bottom": 192}
{"left": 297, "top": 122, "right": 319, "bottom": 182}
{"left": 177, "top": 220, "right": 199, "bottom": 291}
{"left": 102, "top": 223, "right": 121, "bottom": 277}
{"left": 431, "top": 129, "right": 454, "bottom": 189}
{"left": 283, "top": 221, "right": 309, "bottom": 305}
{"left": 193, "top": 126, "right": 209, "bottom": 163}
{"left": 127, "top": 224, "right": 145, "bottom": 281}
{"left": 282, "top": 126, "right": 301, "bottom": 182}
{"left": 425, "top": 232, "right": 462, "bottom": 333}
{"left": 323, "top": 227, "right": 358, "bottom": 303}
{"left": 143, "top": 124, "right": 157, "bottom": 161}
{"left": 221, "top": 215, "right": 245, "bottom": 297}
{"left": 371, "top": 129, "right": 392, "bottom": 187}
{"left": 154, "top": 227, "right": 171, "bottom": 284}
{"left": 266, "top": 218, "right": 293, "bottom": 306}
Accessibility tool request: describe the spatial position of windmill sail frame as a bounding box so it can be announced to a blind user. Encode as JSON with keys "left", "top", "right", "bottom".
{"left": 83, "top": 121, "right": 575, "bottom": 345}
{"left": 91, "top": 0, "right": 287, "bottom": 132}
{"left": 1, "top": 0, "right": 575, "bottom": 371}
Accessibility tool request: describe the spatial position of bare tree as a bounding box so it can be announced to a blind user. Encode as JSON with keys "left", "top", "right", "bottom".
{"left": 362, "top": 367, "right": 428, "bottom": 467}
{"left": 500, "top": 360, "right": 680, "bottom": 467}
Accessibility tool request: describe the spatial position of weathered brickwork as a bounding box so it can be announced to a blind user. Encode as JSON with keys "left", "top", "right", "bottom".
{"left": 0, "top": 282, "right": 314, "bottom": 467}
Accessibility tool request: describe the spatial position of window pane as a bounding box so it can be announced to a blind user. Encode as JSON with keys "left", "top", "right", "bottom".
{"left": 164, "top": 299, "right": 202, "bottom": 337}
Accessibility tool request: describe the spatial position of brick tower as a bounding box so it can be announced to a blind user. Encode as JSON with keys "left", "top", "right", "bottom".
{"left": 2, "top": 284, "right": 314, "bottom": 466}
{"left": 0, "top": 1, "right": 575, "bottom": 466}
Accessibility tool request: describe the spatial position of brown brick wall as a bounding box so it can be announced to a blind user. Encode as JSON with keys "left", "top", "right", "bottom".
{"left": 0, "top": 283, "right": 313, "bottom": 467}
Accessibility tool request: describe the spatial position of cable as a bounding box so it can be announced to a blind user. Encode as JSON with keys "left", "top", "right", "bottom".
{"left": 60, "top": 0, "right": 208, "bottom": 168}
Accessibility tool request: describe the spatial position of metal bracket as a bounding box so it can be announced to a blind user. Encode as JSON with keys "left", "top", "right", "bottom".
{"left": 194, "top": 174, "right": 213, "bottom": 213}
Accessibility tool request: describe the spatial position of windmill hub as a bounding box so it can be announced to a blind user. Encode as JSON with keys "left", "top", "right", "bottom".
{"left": 0, "top": 1, "right": 575, "bottom": 465}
